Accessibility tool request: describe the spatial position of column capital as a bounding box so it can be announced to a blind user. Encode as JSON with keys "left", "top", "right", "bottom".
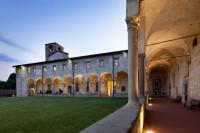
{"left": 126, "top": 16, "right": 140, "bottom": 29}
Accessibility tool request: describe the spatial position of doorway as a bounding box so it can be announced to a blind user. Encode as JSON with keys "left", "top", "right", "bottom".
{"left": 184, "top": 84, "right": 188, "bottom": 102}
{"left": 153, "top": 79, "right": 161, "bottom": 96}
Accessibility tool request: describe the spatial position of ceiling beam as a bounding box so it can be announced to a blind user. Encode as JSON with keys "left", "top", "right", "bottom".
{"left": 146, "top": 33, "right": 200, "bottom": 47}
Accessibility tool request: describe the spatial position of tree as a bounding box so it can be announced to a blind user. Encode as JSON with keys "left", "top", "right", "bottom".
{"left": 7, "top": 73, "right": 16, "bottom": 89}
{"left": 0, "top": 73, "right": 16, "bottom": 90}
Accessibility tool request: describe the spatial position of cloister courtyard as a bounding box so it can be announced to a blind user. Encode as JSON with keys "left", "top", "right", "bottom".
{"left": 0, "top": 97, "right": 127, "bottom": 133}
{"left": 0, "top": 0, "right": 200, "bottom": 133}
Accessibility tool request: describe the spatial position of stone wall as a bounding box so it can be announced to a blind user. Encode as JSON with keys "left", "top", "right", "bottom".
{"left": 188, "top": 36, "right": 200, "bottom": 100}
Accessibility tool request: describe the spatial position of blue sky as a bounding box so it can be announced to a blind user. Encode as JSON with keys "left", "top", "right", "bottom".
{"left": 0, "top": 0, "right": 127, "bottom": 81}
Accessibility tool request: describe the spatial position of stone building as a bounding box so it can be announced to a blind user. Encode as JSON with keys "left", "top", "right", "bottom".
{"left": 14, "top": 43, "right": 128, "bottom": 97}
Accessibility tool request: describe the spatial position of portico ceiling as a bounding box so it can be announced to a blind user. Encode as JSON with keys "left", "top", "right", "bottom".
{"left": 141, "top": 0, "right": 200, "bottom": 70}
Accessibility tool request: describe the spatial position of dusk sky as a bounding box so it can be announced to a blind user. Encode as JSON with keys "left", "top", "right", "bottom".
{"left": 0, "top": 0, "right": 127, "bottom": 81}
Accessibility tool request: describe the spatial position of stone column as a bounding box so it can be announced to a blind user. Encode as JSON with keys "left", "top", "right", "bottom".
{"left": 138, "top": 53, "right": 145, "bottom": 101}
{"left": 126, "top": 16, "right": 139, "bottom": 106}
{"left": 98, "top": 81, "right": 101, "bottom": 96}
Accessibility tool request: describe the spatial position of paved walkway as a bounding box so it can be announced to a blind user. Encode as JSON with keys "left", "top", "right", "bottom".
{"left": 143, "top": 97, "right": 200, "bottom": 133}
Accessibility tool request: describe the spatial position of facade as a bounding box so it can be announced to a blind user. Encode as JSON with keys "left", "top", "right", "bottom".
{"left": 14, "top": 43, "right": 128, "bottom": 97}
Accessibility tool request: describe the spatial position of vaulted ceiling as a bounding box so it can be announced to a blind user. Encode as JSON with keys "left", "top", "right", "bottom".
{"left": 141, "top": 0, "right": 200, "bottom": 72}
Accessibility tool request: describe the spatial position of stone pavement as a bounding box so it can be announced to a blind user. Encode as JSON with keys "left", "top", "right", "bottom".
{"left": 143, "top": 97, "right": 200, "bottom": 133}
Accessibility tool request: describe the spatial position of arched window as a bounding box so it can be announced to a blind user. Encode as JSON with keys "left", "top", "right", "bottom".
{"left": 49, "top": 45, "right": 53, "bottom": 52}
{"left": 193, "top": 37, "right": 197, "bottom": 48}
{"left": 58, "top": 47, "right": 61, "bottom": 52}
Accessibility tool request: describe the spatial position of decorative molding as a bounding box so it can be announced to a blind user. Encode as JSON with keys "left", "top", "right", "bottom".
{"left": 126, "top": 16, "right": 140, "bottom": 29}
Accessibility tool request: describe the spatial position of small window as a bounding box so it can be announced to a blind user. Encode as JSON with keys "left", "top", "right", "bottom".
{"left": 63, "top": 64, "right": 67, "bottom": 71}
{"left": 49, "top": 45, "right": 53, "bottom": 52}
{"left": 53, "top": 65, "right": 57, "bottom": 72}
{"left": 99, "top": 59, "right": 104, "bottom": 67}
{"left": 28, "top": 67, "right": 31, "bottom": 73}
{"left": 18, "top": 68, "right": 21, "bottom": 73}
{"left": 193, "top": 37, "right": 198, "bottom": 48}
{"left": 121, "top": 86, "right": 126, "bottom": 92}
{"left": 58, "top": 47, "right": 61, "bottom": 52}
{"left": 114, "top": 58, "right": 119, "bottom": 66}
{"left": 33, "top": 67, "right": 36, "bottom": 73}
{"left": 86, "top": 62, "right": 91, "bottom": 69}
{"left": 74, "top": 63, "right": 78, "bottom": 70}
{"left": 43, "top": 66, "right": 47, "bottom": 72}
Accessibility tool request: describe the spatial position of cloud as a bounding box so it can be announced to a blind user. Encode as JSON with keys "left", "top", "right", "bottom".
{"left": 0, "top": 34, "right": 34, "bottom": 52}
{"left": 0, "top": 53, "right": 19, "bottom": 62}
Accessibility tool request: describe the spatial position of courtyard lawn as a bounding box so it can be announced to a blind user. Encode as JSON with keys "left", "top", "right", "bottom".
{"left": 0, "top": 96, "right": 127, "bottom": 133}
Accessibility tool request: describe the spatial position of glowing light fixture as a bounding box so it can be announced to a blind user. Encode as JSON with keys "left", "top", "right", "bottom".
{"left": 149, "top": 98, "right": 152, "bottom": 100}
{"left": 123, "top": 52, "right": 127, "bottom": 58}
{"left": 21, "top": 66, "right": 25, "bottom": 70}
{"left": 148, "top": 103, "right": 152, "bottom": 106}
{"left": 146, "top": 130, "right": 155, "bottom": 133}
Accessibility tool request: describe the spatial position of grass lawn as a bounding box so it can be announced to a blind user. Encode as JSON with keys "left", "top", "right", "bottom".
{"left": 0, "top": 96, "right": 127, "bottom": 133}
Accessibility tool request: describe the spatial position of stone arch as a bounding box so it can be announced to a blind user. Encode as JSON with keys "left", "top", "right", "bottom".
{"left": 75, "top": 75, "right": 85, "bottom": 94}
{"left": 115, "top": 71, "right": 128, "bottom": 93}
{"left": 27, "top": 78, "right": 35, "bottom": 96}
{"left": 100, "top": 72, "right": 113, "bottom": 96}
{"left": 53, "top": 76, "right": 62, "bottom": 94}
{"left": 148, "top": 65, "right": 169, "bottom": 96}
{"left": 45, "top": 77, "right": 52, "bottom": 94}
{"left": 64, "top": 75, "right": 73, "bottom": 94}
{"left": 87, "top": 73, "right": 98, "bottom": 93}
{"left": 36, "top": 77, "right": 43, "bottom": 94}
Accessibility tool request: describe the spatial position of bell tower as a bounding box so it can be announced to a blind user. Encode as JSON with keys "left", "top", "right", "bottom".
{"left": 45, "top": 42, "right": 68, "bottom": 61}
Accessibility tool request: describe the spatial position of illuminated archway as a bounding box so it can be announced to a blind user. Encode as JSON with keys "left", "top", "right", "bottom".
{"left": 148, "top": 66, "right": 169, "bottom": 96}
{"left": 45, "top": 77, "right": 52, "bottom": 94}
{"left": 27, "top": 78, "right": 35, "bottom": 96}
{"left": 75, "top": 75, "right": 85, "bottom": 94}
{"left": 87, "top": 73, "right": 98, "bottom": 94}
{"left": 116, "top": 71, "right": 128, "bottom": 93}
{"left": 36, "top": 78, "right": 43, "bottom": 94}
{"left": 53, "top": 76, "right": 62, "bottom": 94}
{"left": 64, "top": 76, "right": 73, "bottom": 94}
{"left": 100, "top": 72, "right": 113, "bottom": 96}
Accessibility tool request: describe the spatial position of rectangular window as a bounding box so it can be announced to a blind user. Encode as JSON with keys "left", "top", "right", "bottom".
{"left": 74, "top": 63, "right": 78, "bottom": 70}
{"left": 33, "top": 67, "right": 36, "bottom": 73}
{"left": 86, "top": 62, "right": 91, "bottom": 69}
{"left": 18, "top": 68, "right": 21, "bottom": 73}
{"left": 114, "top": 58, "right": 119, "bottom": 66}
{"left": 53, "top": 65, "right": 57, "bottom": 72}
{"left": 43, "top": 66, "right": 47, "bottom": 72}
{"left": 63, "top": 64, "right": 67, "bottom": 71}
{"left": 99, "top": 59, "right": 104, "bottom": 67}
{"left": 28, "top": 67, "right": 31, "bottom": 73}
